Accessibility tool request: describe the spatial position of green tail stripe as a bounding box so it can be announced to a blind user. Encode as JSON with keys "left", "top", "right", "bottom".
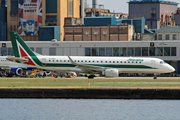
{"left": 9, "top": 31, "right": 42, "bottom": 66}
{"left": 9, "top": 31, "right": 20, "bottom": 57}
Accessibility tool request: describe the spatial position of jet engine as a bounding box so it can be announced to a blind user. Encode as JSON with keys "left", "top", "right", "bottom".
{"left": 102, "top": 69, "right": 119, "bottom": 77}
{"left": 10, "top": 68, "right": 23, "bottom": 76}
{"left": 45, "top": 71, "right": 51, "bottom": 76}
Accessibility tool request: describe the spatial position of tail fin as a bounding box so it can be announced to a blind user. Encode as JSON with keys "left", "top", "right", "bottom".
{"left": 9, "top": 31, "right": 36, "bottom": 58}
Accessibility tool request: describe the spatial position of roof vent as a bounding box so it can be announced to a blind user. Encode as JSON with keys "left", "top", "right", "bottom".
{"left": 52, "top": 39, "right": 57, "bottom": 42}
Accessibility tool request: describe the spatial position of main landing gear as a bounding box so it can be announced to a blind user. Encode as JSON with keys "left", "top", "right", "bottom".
{"left": 153, "top": 73, "right": 157, "bottom": 79}
{"left": 88, "top": 75, "right": 95, "bottom": 79}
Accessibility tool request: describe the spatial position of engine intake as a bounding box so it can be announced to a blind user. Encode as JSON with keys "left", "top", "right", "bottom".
{"left": 10, "top": 68, "right": 23, "bottom": 76}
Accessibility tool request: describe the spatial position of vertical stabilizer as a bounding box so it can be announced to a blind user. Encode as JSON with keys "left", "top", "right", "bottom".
{"left": 9, "top": 31, "right": 41, "bottom": 66}
{"left": 9, "top": 31, "right": 36, "bottom": 58}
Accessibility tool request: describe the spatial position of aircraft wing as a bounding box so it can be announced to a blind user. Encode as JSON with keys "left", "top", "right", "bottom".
{"left": 68, "top": 56, "right": 105, "bottom": 72}
{"left": 6, "top": 56, "right": 28, "bottom": 63}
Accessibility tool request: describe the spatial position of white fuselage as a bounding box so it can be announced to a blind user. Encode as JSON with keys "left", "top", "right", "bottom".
{"left": 25, "top": 56, "right": 175, "bottom": 74}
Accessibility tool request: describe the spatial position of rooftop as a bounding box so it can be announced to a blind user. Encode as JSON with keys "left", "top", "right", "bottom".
{"left": 129, "top": 0, "right": 178, "bottom": 4}
{"left": 157, "top": 27, "right": 180, "bottom": 33}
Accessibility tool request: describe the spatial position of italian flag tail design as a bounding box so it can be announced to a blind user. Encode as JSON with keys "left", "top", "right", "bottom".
{"left": 9, "top": 31, "right": 41, "bottom": 66}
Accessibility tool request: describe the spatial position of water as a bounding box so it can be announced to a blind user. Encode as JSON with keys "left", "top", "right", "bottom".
{"left": 0, "top": 99, "right": 180, "bottom": 120}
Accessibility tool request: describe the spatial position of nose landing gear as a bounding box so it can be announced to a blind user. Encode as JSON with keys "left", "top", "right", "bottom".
{"left": 153, "top": 73, "right": 157, "bottom": 79}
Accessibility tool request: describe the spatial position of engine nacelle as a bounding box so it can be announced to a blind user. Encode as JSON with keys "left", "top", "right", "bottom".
{"left": 10, "top": 68, "right": 22, "bottom": 76}
{"left": 45, "top": 71, "right": 51, "bottom": 76}
{"left": 102, "top": 69, "right": 119, "bottom": 77}
{"left": 38, "top": 71, "right": 51, "bottom": 76}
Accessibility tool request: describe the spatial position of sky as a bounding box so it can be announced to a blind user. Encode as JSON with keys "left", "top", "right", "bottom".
{"left": 87, "top": 0, "right": 180, "bottom": 14}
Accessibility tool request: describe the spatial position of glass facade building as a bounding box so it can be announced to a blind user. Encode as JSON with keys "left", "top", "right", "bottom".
{"left": 85, "top": 47, "right": 176, "bottom": 57}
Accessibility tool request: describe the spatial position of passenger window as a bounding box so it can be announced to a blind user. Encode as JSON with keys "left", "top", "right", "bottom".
{"left": 128, "top": 62, "right": 130, "bottom": 63}
{"left": 113, "top": 61, "right": 115, "bottom": 63}
{"left": 81, "top": 61, "right": 83, "bottom": 62}
{"left": 85, "top": 61, "right": 87, "bottom": 62}
{"left": 132, "top": 62, "right": 134, "bottom": 63}
{"left": 101, "top": 61, "right": 103, "bottom": 63}
{"left": 49, "top": 60, "right": 51, "bottom": 62}
{"left": 68, "top": 60, "right": 69, "bottom": 62}
{"left": 64, "top": 60, "right": 66, "bottom": 62}
{"left": 121, "top": 61, "right": 122, "bottom": 63}
{"left": 124, "top": 61, "right": 126, "bottom": 63}
{"left": 105, "top": 61, "right": 107, "bottom": 63}
{"left": 78, "top": 60, "right": 80, "bottom": 62}
{"left": 89, "top": 61, "right": 91, "bottom": 62}
{"left": 56, "top": 60, "right": 58, "bottom": 62}
{"left": 117, "top": 61, "right": 119, "bottom": 63}
{"left": 139, "top": 62, "right": 141, "bottom": 64}
{"left": 109, "top": 61, "right": 111, "bottom": 63}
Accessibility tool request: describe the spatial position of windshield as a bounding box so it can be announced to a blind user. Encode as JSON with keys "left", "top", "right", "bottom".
{"left": 160, "top": 61, "right": 167, "bottom": 64}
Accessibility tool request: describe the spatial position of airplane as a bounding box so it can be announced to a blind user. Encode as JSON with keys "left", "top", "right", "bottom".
{"left": 7, "top": 31, "right": 175, "bottom": 79}
{"left": 0, "top": 56, "right": 51, "bottom": 77}
{"left": 0, "top": 56, "right": 35, "bottom": 77}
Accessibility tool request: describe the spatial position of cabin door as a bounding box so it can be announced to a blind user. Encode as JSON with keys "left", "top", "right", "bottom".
{"left": 41, "top": 58, "right": 46, "bottom": 67}
{"left": 151, "top": 60, "right": 156, "bottom": 68}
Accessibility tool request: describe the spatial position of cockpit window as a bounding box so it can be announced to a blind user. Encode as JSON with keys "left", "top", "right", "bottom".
{"left": 160, "top": 61, "right": 166, "bottom": 64}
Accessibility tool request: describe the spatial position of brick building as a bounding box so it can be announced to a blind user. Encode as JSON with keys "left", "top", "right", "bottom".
{"left": 64, "top": 24, "right": 134, "bottom": 41}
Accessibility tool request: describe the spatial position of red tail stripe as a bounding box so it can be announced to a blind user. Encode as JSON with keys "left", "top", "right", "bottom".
{"left": 19, "top": 46, "right": 36, "bottom": 66}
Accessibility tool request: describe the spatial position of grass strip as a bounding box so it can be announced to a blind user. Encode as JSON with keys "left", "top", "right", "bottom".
{"left": 0, "top": 78, "right": 180, "bottom": 88}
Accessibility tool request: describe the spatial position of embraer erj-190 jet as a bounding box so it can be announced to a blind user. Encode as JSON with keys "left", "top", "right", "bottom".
{"left": 7, "top": 31, "right": 175, "bottom": 79}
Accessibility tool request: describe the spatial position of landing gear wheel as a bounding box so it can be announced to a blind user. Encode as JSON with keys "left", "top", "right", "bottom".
{"left": 153, "top": 73, "right": 157, "bottom": 79}
{"left": 88, "top": 75, "right": 95, "bottom": 79}
{"left": 34, "top": 75, "right": 37, "bottom": 78}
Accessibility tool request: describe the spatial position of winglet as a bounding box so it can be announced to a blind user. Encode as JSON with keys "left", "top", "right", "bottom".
{"left": 68, "top": 56, "right": 78, "bottom": 65}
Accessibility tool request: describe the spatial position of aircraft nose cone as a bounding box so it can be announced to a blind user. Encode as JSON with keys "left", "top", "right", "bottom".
{"left": 169, "top": 66, "right": 175, "bottom": 72}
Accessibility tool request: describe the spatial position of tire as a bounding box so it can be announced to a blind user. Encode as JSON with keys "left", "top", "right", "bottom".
{"left": 88, "top": 75, "right": 95, "bottom": 79}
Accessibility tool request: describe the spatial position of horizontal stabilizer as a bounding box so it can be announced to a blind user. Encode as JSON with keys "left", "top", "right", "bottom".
{"left": 6, "top": 56, "right": 28, "bottom": 63}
